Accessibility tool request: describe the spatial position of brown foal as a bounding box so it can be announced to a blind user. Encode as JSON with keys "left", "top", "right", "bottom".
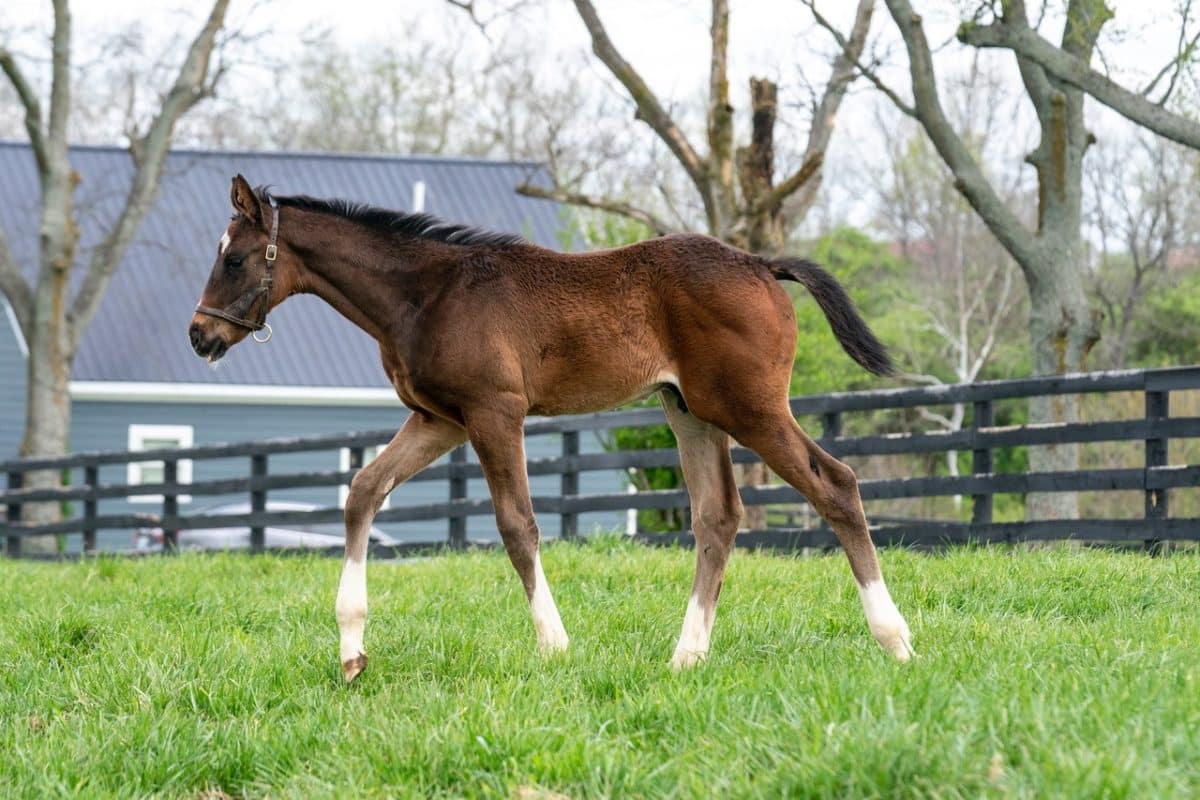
{"left": 189, "top": 175, "right": 913, "bottom": 682}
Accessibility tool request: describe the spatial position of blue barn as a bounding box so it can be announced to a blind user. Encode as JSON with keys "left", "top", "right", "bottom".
{"left": 0, "top": 142, "right": 626, "bottom": 548}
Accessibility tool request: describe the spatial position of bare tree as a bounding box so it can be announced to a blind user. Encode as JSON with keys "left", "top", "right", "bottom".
{"left": 877, "top": 105, "right": 1021, "bottom": 506}
{"left": 0, "top": 0, "right": 231, "bottom": 545}
{"left": 1086, "top": 134, "right": 1198, "bottom": 368}
{"left": 513, "top": 0, "right": 875, "bottom": 255}
{"left": 173, "top": 19, "right": 642, "bottom": 225}
{"left": 811, "top": 0, "right": 1193, "bottom": 519}
{"left": 958, "top": 0, "right": 1200, "bottom": 149}
{"left": 253, "top": 29, "right": 472, "bottom": 156}
{"left": 449, "top": 0, "right": 877, "bottom": 526}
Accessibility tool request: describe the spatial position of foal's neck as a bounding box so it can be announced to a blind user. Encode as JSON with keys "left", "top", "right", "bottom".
{"left": 284, "top": 210, "right": 433, "bottom": 345}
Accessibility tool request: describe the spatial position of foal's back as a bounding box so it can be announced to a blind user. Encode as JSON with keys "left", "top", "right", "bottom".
{"left": 439, "top": 233, "right": 794, "bottom": 416}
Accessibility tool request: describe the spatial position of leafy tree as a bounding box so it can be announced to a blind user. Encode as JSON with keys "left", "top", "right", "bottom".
{"left": 815, "top": 0, "right": 1200, "bottom": 521}
{"left": 789, "top": 227, "right": 910, "bottom": 397}
{"left": 1130, "top": 271, "right": 1200, "bottom": 367}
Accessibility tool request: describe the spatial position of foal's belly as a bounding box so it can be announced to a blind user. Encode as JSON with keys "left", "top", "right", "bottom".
{"left": 527, "top": 383, "right": 658, "bottom": 416}
{"left": 526, "top": 361, "right": 667, "bottom": 417}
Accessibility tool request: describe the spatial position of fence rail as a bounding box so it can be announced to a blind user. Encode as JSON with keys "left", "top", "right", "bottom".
{"left": 2, "top": 366, "right": 1199, "bottom": 555}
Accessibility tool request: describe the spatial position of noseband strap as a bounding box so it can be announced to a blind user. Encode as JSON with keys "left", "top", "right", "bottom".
{"left": 195, "top": 196, "right": 280, "bottom": 343}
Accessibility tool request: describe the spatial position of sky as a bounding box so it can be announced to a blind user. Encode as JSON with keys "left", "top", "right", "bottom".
{"left": 5, "top": 1, "right": 1186, "bottom": 109}
{"left": 1, "top": 0, "right": 1195, "bottom": 230}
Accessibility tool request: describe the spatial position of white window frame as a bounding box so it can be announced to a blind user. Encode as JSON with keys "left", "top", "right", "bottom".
{"left": 127, "top": 424, "right": 194, "bottom": 504}
{"left": 339, "top": 445, "right": 389, "bottom": 509}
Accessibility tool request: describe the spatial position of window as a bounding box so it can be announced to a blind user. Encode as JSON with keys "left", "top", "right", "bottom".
{"left": 127, "top": 424, "right": 193, "bottom": 503}
{"left": 339, "top": 445, "right": 389, "bottom": 509}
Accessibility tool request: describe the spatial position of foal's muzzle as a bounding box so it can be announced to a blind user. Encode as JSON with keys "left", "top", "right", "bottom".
{"left": 189, "top": 322, "right": 228, "bottom": 361}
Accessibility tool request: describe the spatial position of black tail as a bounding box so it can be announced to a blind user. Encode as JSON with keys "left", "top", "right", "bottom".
{"left": 769, "top": 257, "right": 894, "bottom": 377}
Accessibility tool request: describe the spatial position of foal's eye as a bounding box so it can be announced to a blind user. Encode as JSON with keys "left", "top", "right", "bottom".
{"left": 225, "top": 255, "right": 245, "bottom": 272}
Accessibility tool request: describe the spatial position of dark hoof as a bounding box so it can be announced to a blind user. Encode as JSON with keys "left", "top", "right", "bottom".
{"left": 342, "top": 652, "right": 368, "bottom": 683}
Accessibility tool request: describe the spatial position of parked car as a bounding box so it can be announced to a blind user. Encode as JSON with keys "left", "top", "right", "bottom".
{"left": 134, "top": 500, "right": 399, "bottom": 552}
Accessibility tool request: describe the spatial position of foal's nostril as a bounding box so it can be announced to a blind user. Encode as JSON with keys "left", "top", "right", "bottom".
{"left": 188, "top": 324, "right": 206, "bottom": 354}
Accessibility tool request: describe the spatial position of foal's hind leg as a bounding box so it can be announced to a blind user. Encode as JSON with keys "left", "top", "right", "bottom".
{"left": 661, "top": 393, "right": 743, "bottom": 669}
{"left": 464, "top": 402, "right": 569, "bottom": 653}
{"left": 338, "top": 412, "right": 466, "bottom": 682}
{"left": 732, "top": 409, "right": 913, "bottom": 660}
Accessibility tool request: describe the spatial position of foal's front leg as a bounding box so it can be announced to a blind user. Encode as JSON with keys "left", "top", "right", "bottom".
{"left": 465, "top": 405, "right": 569, "bottom": 653}
{"left": 338, "top": 413, "right": 466, "bottom": 682}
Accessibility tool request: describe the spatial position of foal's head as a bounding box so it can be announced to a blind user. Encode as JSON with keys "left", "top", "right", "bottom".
{"left": 188, "top": 174, "right": 293, "bottom": 362}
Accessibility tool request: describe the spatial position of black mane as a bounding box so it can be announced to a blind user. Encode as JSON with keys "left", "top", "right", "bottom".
{"left": 264, "top": 190, "right": 527, "bottom": 248}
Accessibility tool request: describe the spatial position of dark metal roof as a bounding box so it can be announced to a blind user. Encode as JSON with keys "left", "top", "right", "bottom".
{"left": 0, "top": 141, "right": 564, "bottom": 388}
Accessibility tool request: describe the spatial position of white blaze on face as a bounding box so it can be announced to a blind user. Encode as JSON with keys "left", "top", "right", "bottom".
{"left": 335, "top": 557, "right": 368, "bottom": 665}
{"left": 858, "top": 579, "right": 914, "bottom": 662}
{"left": 530, "top": 553, "right": 569, "bottom": 653}
{"left": 219, "top": 230, "right": 232, "bottom": 255}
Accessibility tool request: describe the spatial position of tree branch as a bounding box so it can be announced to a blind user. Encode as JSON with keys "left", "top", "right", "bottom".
{"left": 801, "top": 0, "right": 874, "bottom": 157}
{"left": 1142, "top": 28, "right": 1200, "bottom": 103}
{"left": 46, "top": 0, "right": 72, "bottom": 159}
{"left": 0, "top": 47, "right": 48, "bottom": 176}
{"left": 999, "top": 0, "right": 1055, "bottom": 123}
{"left": 445, "top": 0, "right": 491, "bottom": 39}
{"left": 884, "top": 0, "right": 1042, "bottom": 272}
{"left": 902, "top": 371, "right": 948, "bottom": 387}
{"left": 970, "top": 261, "right": 1015, "bottom": 379}
{"left": 750, "top": 151, "right": 823, "bottom": 216}
{"left": 707, "top": 0, "right": 736, "bottom": 225}
{"left": 443, "top": 0, "right": 535, "bottom": 42}
{"left": 805, "top": 0, "right": 916, "bottom": 118}
{"left": 958, "top": 13, "right": 1200, "bottom": 151}
{"left": 70, "top": 0, "right": 231, "bottom": 343}
{"left": 569, "top": 0, "right": 710, "bottom": 211}
{"left": 515, "top": 183, "right": 677, "bottom": 236}
{"left": 775, "top": 0, "right": 874, "bottom": 221}
{"left": 0, "top": 229, "right": 33, "bottom": 338}
{"left": 917, "top": 406, "right": 955, "bottom": 430}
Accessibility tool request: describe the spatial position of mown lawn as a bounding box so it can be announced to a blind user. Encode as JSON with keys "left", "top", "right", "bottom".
{"left": 0, "top": 539, "right": 1197, "bottom": 799}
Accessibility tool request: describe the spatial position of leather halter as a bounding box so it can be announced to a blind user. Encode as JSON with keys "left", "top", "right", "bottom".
{"left": 194, "top": 196, "right": 279, "bottom": 343}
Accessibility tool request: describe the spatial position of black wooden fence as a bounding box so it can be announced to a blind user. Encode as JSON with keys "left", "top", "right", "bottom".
{"left": 2, "top": 366, "right": 1199, "bottom": 556}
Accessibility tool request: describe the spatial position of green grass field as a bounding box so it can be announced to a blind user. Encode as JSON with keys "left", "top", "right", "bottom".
{"left": 1, "top": 539, "right": 1197, "bottom": 799}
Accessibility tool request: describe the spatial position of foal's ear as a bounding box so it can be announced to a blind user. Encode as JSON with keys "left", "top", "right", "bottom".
{"left": 230, "top": 174, "right": 263, "bottom": 226}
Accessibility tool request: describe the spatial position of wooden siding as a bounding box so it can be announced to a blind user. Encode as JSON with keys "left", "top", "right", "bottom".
{"left": 0, "top": 301, "right": 26, "bottom": 460}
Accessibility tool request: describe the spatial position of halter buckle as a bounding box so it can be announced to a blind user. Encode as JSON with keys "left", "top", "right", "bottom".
{"left": 265, "top": 244, "right": 278, "bottom": 262}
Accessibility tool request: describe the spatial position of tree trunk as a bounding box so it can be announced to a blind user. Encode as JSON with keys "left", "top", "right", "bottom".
{"left": 18, "top": 273, "right": 75, "bottom": 553}
{"left": 1022, "top": 114, "right": 1099, "bottom": 517}
{"left": 1018, "top": 1, "right": 1104, "bottom": 522}
{"left": 728, "top": 76, "right": 787, "bottom": 530}
{"left": 1024, "top": 262, "right": 1098, "bottom": 520}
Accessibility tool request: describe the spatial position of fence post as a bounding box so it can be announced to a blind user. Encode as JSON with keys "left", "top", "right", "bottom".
{"left": 561, "top": 431, "right": 580, "bottom": 540}
{"left": 1144, "top": 389, "right": 1170, "bottom": 552}
{"left": 5, "top": 470, "right": 22, "bottom": 558}
{"left": 448, "top": 445, "right": 467, "bottom": 548}
{"left": 162, "top": 460, "right": 179, "bottom": 553}
{"left": 250, "top": 453, "right": 268, "bottom": 553}
{"left": 971, "top": 400, "right": 994, "bottom": 537}
{"left": 83, "top": 465, "right": 98, "bottom": 554}
{"left": 821, "top": 411, "right": 842, "bottom": 441}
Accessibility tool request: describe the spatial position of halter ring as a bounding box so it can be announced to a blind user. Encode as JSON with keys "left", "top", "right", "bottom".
{"left": 252, "top": 322, "right": 273, "bottom": 344}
